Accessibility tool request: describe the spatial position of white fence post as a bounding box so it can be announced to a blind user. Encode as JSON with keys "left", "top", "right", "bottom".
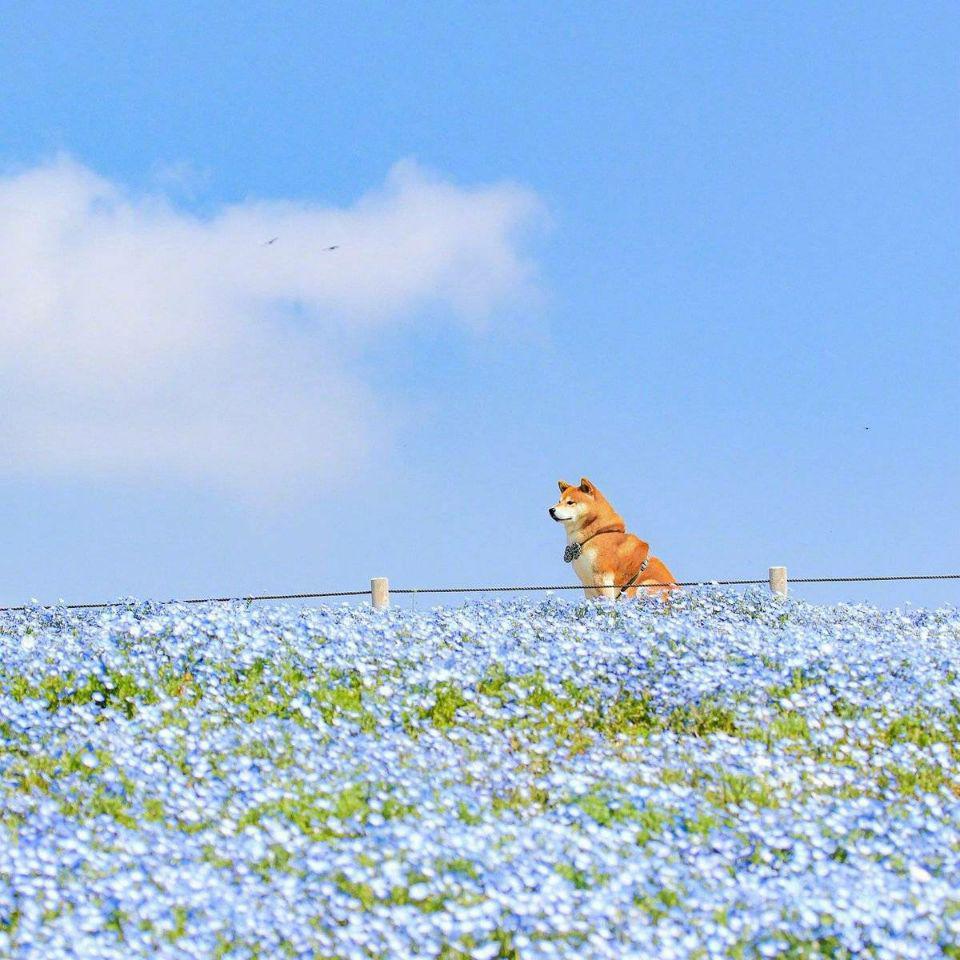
{"left": 371, "top": 577, "right": 389, "bottom": 610}
{"left": 769, "top": 566, "right": 787, "bottom": 597}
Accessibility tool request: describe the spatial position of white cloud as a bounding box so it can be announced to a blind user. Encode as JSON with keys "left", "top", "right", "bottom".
{"left": 0, "top": 157, "right": 542, "bottom": 491}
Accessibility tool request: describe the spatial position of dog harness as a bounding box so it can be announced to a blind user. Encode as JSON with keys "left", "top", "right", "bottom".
{"left": 563, "top": 525, "right": 652, "bottom": 599}
{"left": 615, "top": 557, "right": 650, "bottom": 599}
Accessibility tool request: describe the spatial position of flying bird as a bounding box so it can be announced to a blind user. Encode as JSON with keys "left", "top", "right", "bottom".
{"left": 263, "top": 237, "right": 278, "bottom": 246}
{"left": 324, "top": 245, "right": 339, "bottom": 251}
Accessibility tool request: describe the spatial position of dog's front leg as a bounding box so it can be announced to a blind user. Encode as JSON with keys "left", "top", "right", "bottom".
{"left": 594, "top": 573, "right": 619, "bottom": 601}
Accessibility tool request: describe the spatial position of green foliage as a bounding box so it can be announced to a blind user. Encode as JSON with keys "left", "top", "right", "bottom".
{"left": 555, "top": 862, "right": 591, "bottom": 890}
{"left": 163, "top": 906, "right": 189, "bottom": 944}
{"left": 769, "top": 711, "right": 811, "bottom": 741}
{"left": 633, "top": 887, "right": 681, "bottom": 920}
{"left": 706, "top": 773, "right": 777, "bottom": 809}
{"left": 882, "top": 710, "right": 951, "bottom": 751}
{"left": 766, "top": 668, "right": 816, "bottom": 700}
{"left": 252, "top": 844, "right": 294, "bottom": 880}
{"left": 665, "top": 700, "right": 738, "bottom": 737}
{"left": 419, "top": 681, "right": 470, "bottom": 730}
{"left": 236, "top": 781, "right": 415, "bottom": 842}
{"left": 217, "top": 661, "right": 377, "bottom": 731}
{"left": 880, "top": 762, "right": 959, "bottom": 797}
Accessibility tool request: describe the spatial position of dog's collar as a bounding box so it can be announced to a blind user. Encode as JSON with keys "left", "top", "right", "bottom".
{"left": 563, "top": 524, "right": 624, "bottom": 563}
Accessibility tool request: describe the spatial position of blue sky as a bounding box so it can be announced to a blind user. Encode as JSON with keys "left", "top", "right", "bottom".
{"left": 1, "top": 1, "right": 957, "bottom": 608}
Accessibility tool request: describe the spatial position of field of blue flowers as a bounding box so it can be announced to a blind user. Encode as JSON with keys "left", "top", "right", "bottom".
{"left": 1, "top": 590, "right": 959, "bottom": 959}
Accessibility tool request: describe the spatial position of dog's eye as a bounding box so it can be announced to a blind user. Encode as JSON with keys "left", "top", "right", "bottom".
{"left": 566, "top": 500, "right": 573, "bottom": 505}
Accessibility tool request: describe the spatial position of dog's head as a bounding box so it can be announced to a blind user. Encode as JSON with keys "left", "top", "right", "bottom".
{"left": 548, "top": 478, "right": 597, "bottom": 526}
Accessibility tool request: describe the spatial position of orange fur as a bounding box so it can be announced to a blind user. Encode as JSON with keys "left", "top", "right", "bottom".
{"left": 549, "top": 477, "right": 676, "bottom": 599}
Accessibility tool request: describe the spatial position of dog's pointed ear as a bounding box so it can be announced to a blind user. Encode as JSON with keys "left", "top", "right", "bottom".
{"left": 557, "top": 479, "right": 572, "bottom": 494}
{"left": 579, "top": 477, "right": 595, "bottom": 496}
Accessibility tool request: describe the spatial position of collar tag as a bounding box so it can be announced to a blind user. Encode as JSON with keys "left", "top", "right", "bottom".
{"left": 563, "top": 543, "right": 582, "bottom": 563}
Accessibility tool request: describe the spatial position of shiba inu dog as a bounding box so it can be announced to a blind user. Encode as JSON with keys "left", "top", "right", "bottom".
{"left": 549, "top": 477, "right": 676, "bottom": 599}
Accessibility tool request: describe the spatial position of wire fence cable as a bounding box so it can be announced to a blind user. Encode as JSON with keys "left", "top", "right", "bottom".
{"left": 0, "top": 573, "right": 957, "bottom": 612}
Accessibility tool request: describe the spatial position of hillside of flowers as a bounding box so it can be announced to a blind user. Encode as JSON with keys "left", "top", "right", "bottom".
{"left": 1, "top": 590, "right": 960, "bottom": 959}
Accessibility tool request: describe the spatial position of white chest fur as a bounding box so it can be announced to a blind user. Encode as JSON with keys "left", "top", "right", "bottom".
{"left": 569, "top": 543, "right": 617, "bottom": 598}
{"left": 571, "top": 547, "right": 597, "bottom": 585}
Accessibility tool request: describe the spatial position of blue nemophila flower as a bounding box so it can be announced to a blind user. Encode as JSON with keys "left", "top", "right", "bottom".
{"left": 1, "top": 591, "right": 959, "bottom": 958}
